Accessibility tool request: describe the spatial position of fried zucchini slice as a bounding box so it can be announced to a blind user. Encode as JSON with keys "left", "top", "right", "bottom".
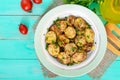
{"left": 65, "top": 43, "right": 77, "bottom": 56}
{"left": 64, "top": 26, "right": 76, "bottom": 39}
{"left": 57, "top": 52, "right": 70, "bottom": 64}
{"left": 75, "top": 36, "right": 86, "bottom": 47}
{"left": 85, "top": 28, "right": 94, "bottom": 43}
{"left": 72, "top": 52, "right": 87, "bottom": 63}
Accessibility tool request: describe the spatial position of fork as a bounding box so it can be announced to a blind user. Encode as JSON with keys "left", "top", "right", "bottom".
{"left": 106, "top": 23, "right": 120, "bottom": 55}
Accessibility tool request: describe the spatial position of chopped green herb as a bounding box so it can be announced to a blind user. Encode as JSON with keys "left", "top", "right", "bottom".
{"left": 45, "top": 37, "right": 48, "bottom": 41}
{"left": 87, "top": 35, "right": 90, "bottom": 38}
{"left": 78, "top": 42, "right": 82, "bottom": 46}
{"left": 54, "top": 17, "right": 60, "bottom": 24}
{"left": 55, "top": 44, "right": 59, "bottom": 48}
{"left": 62, "top": 56, "right": 65, "bottom": 59}
{"left": 71, "top": 47, "right": 75, "bottom": 52}
{"left": 86, "top": 23, "right": 91, "bottom": 29}
{"left": 59, "top": 41, "right": 63, "bottom": 46}
{"left": 65, "top": 17, "right": 67, "bottom": 19}
{"left": 56, "top": 23, "right": 61, "bottom": 28}
{"left": 67, "top": 63, "right": 74, "bottom": 66}
{"left": 75, "top": 28, "right": 80, "bottom": 34}
{"left": 87, "top": 24, "right": 91, "bottom": 29}
{"left": 92, "top": 8, "right": 96, "bottom": 13}
{"left": 46, "top": 43, "right": 49, "bottom": 49}
{"left": 52, "top": 40, "right": 55, "bottom": 44}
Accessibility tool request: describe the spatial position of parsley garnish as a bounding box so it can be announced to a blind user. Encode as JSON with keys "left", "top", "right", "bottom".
{"left": 46, "top": 43, "right": 48, "bottom": 49}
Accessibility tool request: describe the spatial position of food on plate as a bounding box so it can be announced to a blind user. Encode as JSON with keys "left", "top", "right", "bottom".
{"left": 55, "top": 20, "right": 67, "bottom": 32}
{"left": 45, "top": 31, "right": 56, "bottom": 44}
{"left": 48, "top": 44, "right": 60, "bottom": 57}
{"left": 45, "top": 15, "right": 95, "bottom": 65}
{"left": 58, "top": 35, "right": 70, "bottom": 47}
{"left": 85, "top": 28, "right": 94, "bottom": 43}
{"left": 65, "top": 43, "right": 77, "bottom": 56}
{"left": 57, "top": 52, "right": 71, "bottom": 64}
{"left": 64, "top": 26, "right": 76, "bottom": 39}
{"left": 75, "top": 36, "right": 86, "bottom": 47}
{"left": 72, "top": 52, "right": 87, "bottom": 63}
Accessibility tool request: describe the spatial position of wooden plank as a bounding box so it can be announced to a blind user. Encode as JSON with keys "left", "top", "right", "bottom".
{"left": 0, "top": 0, "right": 53, "bottom": 15}
{"left": 0, "top": 60, "right": 44, "bottom": 80}
{"left": 0, "top": 59, "right": 120, "bottom": 80}
{"left": 0, "top": 16, "right": 38, "bottom": 40}
{"left": 0, "top": 60, "right": 93, "bottom": 80}
{"left": 0, "top": 40, "right": 37, "bottom": 59}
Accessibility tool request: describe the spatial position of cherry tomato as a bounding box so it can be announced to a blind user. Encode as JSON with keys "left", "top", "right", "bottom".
{"left": 21, "top": 0, "right": 33, "bottom": 12}
{"left": 33, "top": 0, "right": 42, "bottom": 4}
{"left": 19, "top": 24, "right": 28, "bottom": 35}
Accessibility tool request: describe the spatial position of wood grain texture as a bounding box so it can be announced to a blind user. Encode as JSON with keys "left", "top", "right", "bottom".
{"left": 0, "top": 16, "right": 38, "bottom": 40}
{"left": 0, "top": 0, "right": 53, "bottom": 15}
{"left": 0, "top": 40, "right": 36, "bottom": 59}
{"left": 0, "top": 60, "right": 120, "bottom": 80}
{"left": 0, "top": 60, "right": 44, "bottom": 80}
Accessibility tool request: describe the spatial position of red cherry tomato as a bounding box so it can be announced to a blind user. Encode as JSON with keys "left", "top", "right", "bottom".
{"left": 21, "top": 0, "right": 33, "bottom": 12}
{"left": 33, "top": 0, "right": 42, "bottom": 4}
{"left": 19, "top": 24, "right": 28, "bottom": 35}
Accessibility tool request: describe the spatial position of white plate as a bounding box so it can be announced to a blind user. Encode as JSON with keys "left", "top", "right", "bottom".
{"left": 34, "top": 4, "right": 107, "bottom": 77}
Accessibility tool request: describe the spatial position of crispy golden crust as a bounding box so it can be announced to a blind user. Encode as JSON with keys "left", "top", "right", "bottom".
{"left": 75, "top": 36, "right": 86, "bottom": 47}
{"left": 48, "top": 44, "right": 60, "bottom": 57}
{"left": 74, "top": 17, "right": 87, "bottom": 30}
{"left": 56, "top": 21, "right": 67, "bottom": 32}
{"left": 65, "top": 43, "right": 77, "bottom": 56}
{"left": 58, "top": 35, "right": 70, "bottom": 47}
{"left": 57, "top": 52, "right": 70, "bottom": 64}
{"left": 64, "top": 26, "right": 76, "bottom": 39}
{"left": 72, "top": 52, "right": 87, "bottom": 63}
{"left": 45, "top": 31, "right": 56, "bottom": 44}
{"left": 85, "top": 28, "right": 95, "bottom": 43}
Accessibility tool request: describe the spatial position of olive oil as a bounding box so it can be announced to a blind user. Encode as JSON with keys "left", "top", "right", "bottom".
{"left": 100, "top": 0, "right": 120, "bottom": 23}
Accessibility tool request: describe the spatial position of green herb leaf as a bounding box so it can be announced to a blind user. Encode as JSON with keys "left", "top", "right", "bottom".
{"left": 71, "top": 47, "right": 75, "bottom": 52}
{"left": 46, "top": 43, "right": 49, "bottom": 49}
{"left": 62, "top": 56, "right": 65, "bottom": 59}
{"left": 54, "top": 17, "right": 60, "bottom": 24}
{"left": 62, "top": 0, "right": 94, "bottom": 7}
{"left": 67, "top": 63, "right": 74, "bottom": 66}
{"left": 52, "top": 40, "right": 55, "bottom": 44}
{"left": 56, "top": 23, "right": 61, "bottom": 28}
{"left": 87, "top": 35, "right": 90, "bottom": 38}
{"left": 55, "top": 44, "right": 59, "bottom": 49}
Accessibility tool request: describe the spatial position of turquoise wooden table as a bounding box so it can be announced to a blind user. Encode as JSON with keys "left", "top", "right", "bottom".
{"left": 0, "top": 0, "right": 120, "bottom": 80}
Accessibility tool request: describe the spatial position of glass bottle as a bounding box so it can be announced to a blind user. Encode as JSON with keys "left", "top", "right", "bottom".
{"left": 100, "top": 0, "right": 120, "bottom": 23}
